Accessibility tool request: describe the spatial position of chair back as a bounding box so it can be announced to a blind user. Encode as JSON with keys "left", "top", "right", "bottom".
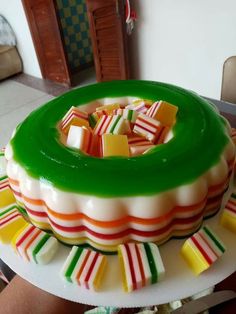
{"left": 221, "top": 56, "right": 236, "bottom": 104}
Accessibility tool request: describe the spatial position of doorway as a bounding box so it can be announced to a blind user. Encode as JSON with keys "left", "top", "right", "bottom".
{"left": 55, "top": 0, "right": 94, "bottom": 76}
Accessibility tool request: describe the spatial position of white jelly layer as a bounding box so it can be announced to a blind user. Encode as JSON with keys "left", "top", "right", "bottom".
{"left": 5, "top": 138, "right": 235, "bottom": 222}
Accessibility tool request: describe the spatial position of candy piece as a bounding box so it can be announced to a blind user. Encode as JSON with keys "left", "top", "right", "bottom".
{"left": 67, "top": 126, "right": 93, "bottom": 154}
{"left": 89, "top": 111, "right": 103, "bottom": 128}
{"left": 0, "top": 154, "right": 7, "bottom": 178}
{"left": 0, "top": 187, "right": 16, "bottom": 208}
{"left": 128, "top": 136, "right": 152, "bottom": 146}
{"left": 89, "top": 134, "right": 101, "bottom": 157}
{"left": 61, "top": 246, "right": 107, "bottom": 291}
{"left": 118, "top": 242, "right": 165, "bottom": 292}
{"left": 61, "top": 106, "right": 89, "bottom": 134}
{"left": 147, "top": 101, "right": 178, "bottom": 126}
{"left": 0, "top": 176, "right": 9, "bottom": 192}
{"left": 130, "top": 145, "right": 155, "bottom": 156}
{"left": 133, "top": 114, "right": 165, "bottom": 143}
{"left": 126, "top": 103, "right": 148, "bottom": 114}
{"left": 123, "top": 108, "right": 139, "bottom": 123}
{"left": 102, "top": 134, "right": 129, "bottom": 157}
{"left": 12, "top": 223, "right": 58, "bottom": 264}
{"left": 126, "top": 99, "right": 152, "bottom": 114}
{"left": 112, "top": 108, "right": 124, "bottom": 116}
{"left": 93, "top": 115, "right": 112, "bottom": 135}
{"left": 132, "top": 99, "right": 153, "bottom": 107}
{"left": 94, "top": 115, "right": 127, "bottom": 136}
{"left": 220, "top": 191, "right": 236, "bottom": 233}
{"left": 0, "top": 205, "right": 27, "bottom": 243}
{"left": 113, "top": 108, "right": 139, "bottom": 123}
{"left": 0, "top": 174, "right": 15, "bottom": 208}
{"left": 181, "top": 226, "right": 225, "bottom": 275}
{"left": 231, "top": 128, "right": 236, "bottom": 145}
{"left": 96, "top": 103, "right": 120, "bottom": 114}
{"left": 105, "top": 115, "right": 128, "bottom": 135}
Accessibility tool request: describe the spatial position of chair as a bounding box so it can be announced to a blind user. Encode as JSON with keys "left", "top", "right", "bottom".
{"left": 221, "top": 56, "right": 236, "bottom": 104}
{"left": 0, "top": 15, "right": 22, "bottom": 80}
{"left": 0, "top": 45, "right": 22, "bottom": 80}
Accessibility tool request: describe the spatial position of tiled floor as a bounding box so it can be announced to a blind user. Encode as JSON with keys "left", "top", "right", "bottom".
{"left": 12, "top": 67, "right": 96, "bottom": 96}
{"left": 0, "top": 80, "right": 54, "bottom": 148}
{"left": 0, "top": 68, "right": 96, "bottom": 148}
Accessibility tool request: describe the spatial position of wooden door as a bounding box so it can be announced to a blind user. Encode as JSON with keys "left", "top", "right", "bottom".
{"left": 22, "top": 0, "right": 71, "bottom": 85}
{"left": 86, "top": 0, "right": 129, "bottom": 82}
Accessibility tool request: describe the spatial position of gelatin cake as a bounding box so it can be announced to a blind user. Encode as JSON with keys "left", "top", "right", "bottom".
{"left": 5, "top": 80, "right": 236, "bottom": 252}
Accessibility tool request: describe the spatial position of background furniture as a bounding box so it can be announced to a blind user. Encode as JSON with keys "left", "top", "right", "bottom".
{"left": 0, "top": 14, "right": 22, "bottom": 80}
{"left": 221, "top": 56, "right": 236, "bottom": 104}
{"left": 0, "top": 45, "right": 22, "bottom": 80}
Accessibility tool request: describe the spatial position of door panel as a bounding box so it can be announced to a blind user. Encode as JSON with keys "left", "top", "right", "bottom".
{"left": 86, "top": 0, "right": 129, "bottom": 82}
{"left": 22, "top": 0, "right": 71, "bottom": 85}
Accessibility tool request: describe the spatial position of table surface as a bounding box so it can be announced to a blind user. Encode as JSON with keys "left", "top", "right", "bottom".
{"left": 208, "top": 97, "right": 236, "bottom": 127}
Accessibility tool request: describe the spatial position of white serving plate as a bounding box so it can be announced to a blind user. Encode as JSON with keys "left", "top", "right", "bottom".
{"left": 1, "top": 206, "right": 235, "bottom": 308}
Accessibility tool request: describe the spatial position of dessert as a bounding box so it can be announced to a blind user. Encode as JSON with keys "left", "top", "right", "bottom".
{"left": 5, "top": 80, "right": 236, "bottom": 252}
{"left": 12, "top": 223, "right": 58, "bottom": 264}
{"left": 101, "top": 134, "right": 130, "bottom": 157}
{"left": 0, "top": 204, "right": 27, "bottom": 243}
{"left": 231, "top": 128, "right": 236, "bottom": 145}
{"left": 181, "top": 226, "right": 225, "bottom": 275}
{"left": 118, "top": 242, "right": 165, "bottom": 292}
{"left": 220, "top": 189, "right": 236, "bottom": 233}
{"left": 60, "top": 106, "right": 89, "bottom": 135}
{"left": 0, "top": 154, "right": 15, "bottom": 208}
{"left": 61, "top": 246, "right": 107, "bottom": 291}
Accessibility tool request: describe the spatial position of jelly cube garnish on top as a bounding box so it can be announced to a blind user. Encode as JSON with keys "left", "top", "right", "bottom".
{"left": 61, "top": 106, "right": 89, "bottom": 135}
{"left": 67, "top": 126, "right": 93, "bottom": 154}
{"left": 146, "top": 101, "right": 178, "bottom": 126}
{"left": 96, "top": 103, "right": 120, "bottom": 115}
{"left": 102, "top": 134, "right": 129, "bottom": 157}
{"left": 133, "top": 114, "right": 165, "bottom": 143}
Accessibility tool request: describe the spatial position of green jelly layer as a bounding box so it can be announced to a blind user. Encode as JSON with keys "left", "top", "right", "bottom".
{"left": 10, "top": 80, "right": 229, "bottom": 197}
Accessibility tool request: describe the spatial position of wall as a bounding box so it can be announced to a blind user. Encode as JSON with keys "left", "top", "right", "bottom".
{"left": 0, "top": 0, "right": 42, "bottom": 78}
{"left": 130, "top": 0, "right": 236, "bottom": 99}
{"left": 56, "top": 0, "right": 93, "bottom": 72}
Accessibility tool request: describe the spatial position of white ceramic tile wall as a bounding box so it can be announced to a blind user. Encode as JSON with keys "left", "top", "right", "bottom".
{"left": 0, "top": 80, "right": 54, "bottom": 148}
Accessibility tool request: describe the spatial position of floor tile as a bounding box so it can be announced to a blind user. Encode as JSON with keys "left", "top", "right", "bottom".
{"left": 0, "top": 94, "right": 54, "bottom": 148}
{"left": 12, "top": 73, "right": 71, "bottom": 97}
{"left": 0, "top": 80, "right": 50, "bottom": 116}
{"left": 11, "top": 67, "right": 97, "bottom": 97}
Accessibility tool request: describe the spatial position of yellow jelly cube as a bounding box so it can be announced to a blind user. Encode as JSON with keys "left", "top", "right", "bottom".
{"left": 181, "top": 240, "right": 208, "bottom": 275}
{"left": 96, "top": 103, "right": 120, "bottom": 114}
{"left": 181, "top": 226, "right": 225, "bottom": 275}
{"left": 0, "top": 189, "right": 16, "bottom": 208}
{"left": 152, "top": 101, "right": 178, "bottom": 126}
{"left": 0, "top": 206, "right": 28, "bottom": 244}
{"left": 102, "top": 134, "right": 129, "bottom": 157}
{"left": 63, "top": 117, "right": 89, "bottom": 135}
{"left": 132, "top": 99, "right": 153, "bottom": 107}
{"left": 220, "top": 210, "right": 236, "bottom": 234}
{"left": 220, "top": 192, "right": 236, "bottom": 233}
